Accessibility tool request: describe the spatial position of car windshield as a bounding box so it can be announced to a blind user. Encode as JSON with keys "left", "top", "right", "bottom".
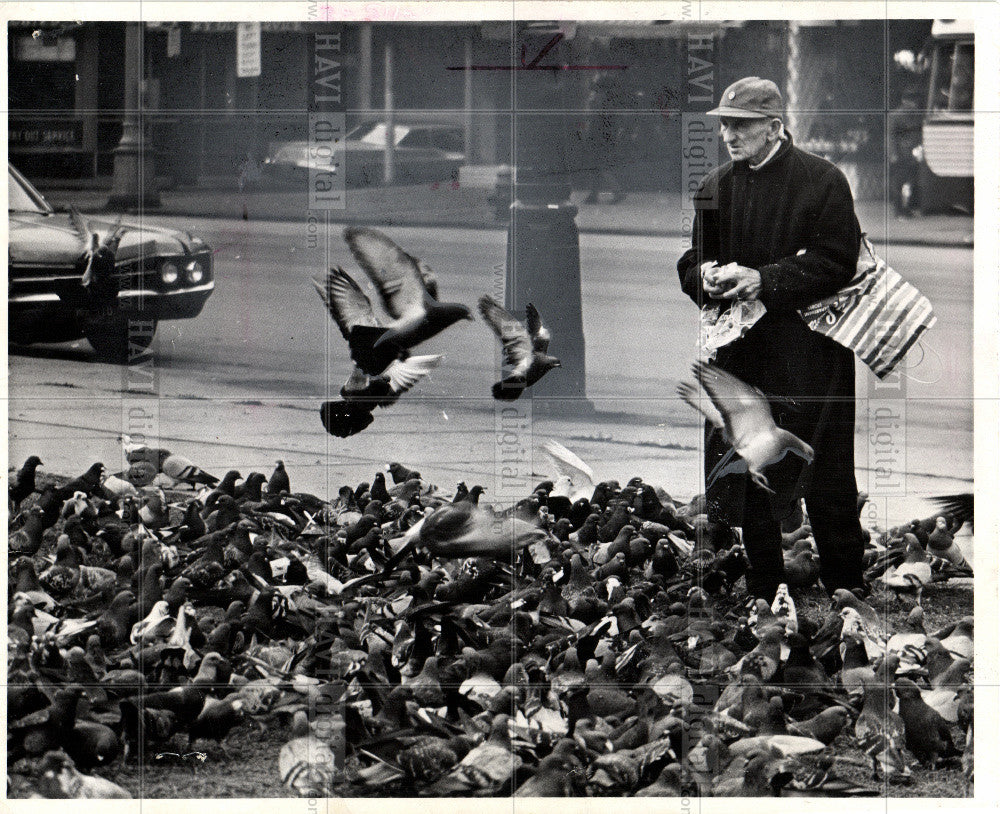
{"left": 8, "top": 168, "right": 51, "bottom": 213}
{"left": 356, "top": 123, "right": 411, "bottom": 147}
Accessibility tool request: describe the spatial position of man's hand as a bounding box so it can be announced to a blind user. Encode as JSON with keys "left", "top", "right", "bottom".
{"left": 701, "top": 262, "right": 729, "bottom": 298}
{"left": 713, "top": 264, "right": 762, "bottom": 300}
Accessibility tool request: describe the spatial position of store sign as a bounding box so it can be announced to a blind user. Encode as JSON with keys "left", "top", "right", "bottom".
{"left": 236, "top": 22, "right": 262, "bottom": 78}
{"left": 9, "top": 118, "right": 84, "bottom": 149}
{"left": 14, "top": 34, "right": 76, "bottom": 61}
{"left": 188, "top": 21, "right": 307, "bottom": 32}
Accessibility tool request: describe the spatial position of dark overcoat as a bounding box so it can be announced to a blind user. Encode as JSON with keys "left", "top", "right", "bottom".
{"left": 677, "top": 133, "right": 862, "bottom": 523}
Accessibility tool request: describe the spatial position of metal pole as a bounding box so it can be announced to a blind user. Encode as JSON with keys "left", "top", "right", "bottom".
{"left": 107, "top": 22, "right": 160, "bottom": 209}
{"left": 358, "top": 24, "right": 372, "bottom": 111}
{"left": 463, "top": 38, "right": 473, "bottom": 160}
{"left": 506, "top": 26, "right": 587, "bottom": 411}
{"left": 785, "top": 21, "right": 801, "bottom": 140}
{"left": 383, "top": 40, "right": 395, "bottom": 185}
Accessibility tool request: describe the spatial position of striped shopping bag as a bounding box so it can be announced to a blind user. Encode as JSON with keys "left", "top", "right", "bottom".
{"left": 798, "top": 236, "right": 936, "bottom": 379}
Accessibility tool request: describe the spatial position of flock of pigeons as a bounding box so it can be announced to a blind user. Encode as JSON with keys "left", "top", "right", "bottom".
{"left": 314, "top": 227, "right": 561, "bottom": 438}
{"left": 6, "top": 440, "right": 974, "bottom": 798}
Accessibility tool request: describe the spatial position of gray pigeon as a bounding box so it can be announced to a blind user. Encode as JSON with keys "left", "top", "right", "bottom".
{"left": 678, "top": 361, "right": 814, "bottom": 493}
{"left": 343, "top": 226, "right": 472, "bottom": 369}
{"left": 478, "top": 296, "right": 561, "bottom": 400}
{"left": 313, "top": 268, "right": 441, "bottom": 437}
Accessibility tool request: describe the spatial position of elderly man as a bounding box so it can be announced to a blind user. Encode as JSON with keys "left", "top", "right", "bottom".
{"left": 677, "top": 77, "right": 865, "bottom": 599}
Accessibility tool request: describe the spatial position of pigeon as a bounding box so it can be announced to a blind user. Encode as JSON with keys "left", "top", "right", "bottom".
{"left": 56, "top": 462, "right": 106, "bottom": 500}
{"left": 384, "top": 501, "right": 547, "bottom": 567}
{"left": 279, "top": 710, "right": 340, "bottom": 796}
{"left": 388, "top": 462, "right": 421, "bottom": 484}
{"left": 929, "top": 492, "right": 973, "bottom": 532}
{"left": 855, "top": 670, "right": 911, "bottom": 782}
{"left": 9, "top": 686, "right": 83, "bottom": 760}
{"left": 35, "top": 750, "right": 130, "bottom": 799}
{"left": 160, "top": 453, "right": 219, "bottom": 487}
{"left": 543, "top": 439, "right": 596, "bottom": 503}
{"left": 938, "top": 616, "right": 974, "bottom": 660}
{"left": 342, "top": 226, "right": 473, "bottom": 371}
{"left": 927, "top": 516, "right": 971, "bottom": 569}
{"left": 313, "top": 268, "right": 443, "bottom": 436}
{"left": 678, "top": 361, "right": 814, "bottom": 493}
{"left": 68, "top": 208, "right": 127, "bottom": 305}
{"left": 895, "top": 678, "right": 960, "bottom": 765}
{"left": 9, "top": 505, "right": 46, "bottom": 556}
{"left": 880, "top": 536, "right": 932, "bottom": 603}
{"left": 478, "top": 296, "right": 561, "bottom": 399}
{"left": 9, "top": 454, "right": 43, "bottom": 508}
{"left": 788, "top": 707, "right": 850, "bottom": 746}
{"left": 267, "top": 460, "right": 291, "bottom": 495}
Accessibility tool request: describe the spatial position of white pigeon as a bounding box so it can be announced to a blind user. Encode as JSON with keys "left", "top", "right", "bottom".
{"left": 769, "top": 584, "right": 798, "bottom": 634}
{"left": 542, "top": 439, "right": 595, "bottom": 502}
{"left": 130, "top": 600, "right": 173, "bottom": 645}
{"left": 678, "top": 361, "right": 814, "bottom": 492}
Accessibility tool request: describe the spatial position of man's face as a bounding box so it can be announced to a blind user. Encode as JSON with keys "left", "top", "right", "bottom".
{"left": 720, "top": 117, "right": 778, "bottom": 164}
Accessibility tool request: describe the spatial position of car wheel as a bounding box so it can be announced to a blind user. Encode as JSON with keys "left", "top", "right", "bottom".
{"left": 83, "top": 313, "right": 158, "bottom": 364}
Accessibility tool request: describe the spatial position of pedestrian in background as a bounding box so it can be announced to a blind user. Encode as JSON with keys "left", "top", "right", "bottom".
{"left": 677, "top": 77, "right": 866, "bottom": 600}
{"left": 581, "top": 71, "right": 626, "bottom": 204}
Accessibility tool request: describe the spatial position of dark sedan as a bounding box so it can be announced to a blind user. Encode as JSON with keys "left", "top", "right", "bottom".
{"left": 8, "top": 163, "right": 214, "bottom": 361}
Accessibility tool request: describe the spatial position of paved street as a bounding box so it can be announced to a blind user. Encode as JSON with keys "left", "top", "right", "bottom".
{"left": 8, "top": 217, "right": 973, "bottom": 532}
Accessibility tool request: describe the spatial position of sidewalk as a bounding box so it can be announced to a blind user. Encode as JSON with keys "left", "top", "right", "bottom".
{"left": 34, "top": 178, "right": 974, "bottom": 248}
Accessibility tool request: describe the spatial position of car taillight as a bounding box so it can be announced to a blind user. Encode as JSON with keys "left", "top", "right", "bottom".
{"left": 160, "top": 260, "right": 180, "bottom": 285}
{"left": 186, "top": 260, "right": 205, "bottom": 284}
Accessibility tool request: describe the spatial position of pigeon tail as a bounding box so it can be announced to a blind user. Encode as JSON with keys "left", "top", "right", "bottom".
{"left": 492, "top": 377, "right": 526, "bottom": 401}
{"left": 320, "top": 401, "right": 376, "bottom": 438}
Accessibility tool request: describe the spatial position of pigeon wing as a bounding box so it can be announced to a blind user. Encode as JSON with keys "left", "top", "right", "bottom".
{"left": 693, "top": 361, "right": 775, "bottom": 444}
{"left": 68, "top": 207, "right": 95, "bottom": 250}
{"left": 419, "top": 502, "right": 477, "bottom": 546}
{"left": 928, "top": 493, "right": 973, "bottom": 530}
{"left": 100, "top": 218, "right": 128, "bottom": 257}
{"left": 384, "top": 354, "right": 442, "bottom": 395}
{"left": 313, "top": 268, "right": 380, "bottom": 342}
{"left": 478, "top": 295, "right": 532, "bottom": 378}
{"left": 525, "top": 303, "right": 551, "bottom": 353}
{"left": 677, "top": 381, "right": 725, "bottom": 429}
{"left": 416, "top": 260, "right": 439, "bottom": 300}
{"left": 344, "top": 227, "right": 427, "bottom": 322}
{"left": 542, "top": 439, "right": 595, "bottom": 492}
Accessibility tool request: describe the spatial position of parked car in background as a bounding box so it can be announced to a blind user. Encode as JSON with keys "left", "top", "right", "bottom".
{"left": 8, "top": 163, "right": 214, "bottom": 361}
{"left": 262, "top": 115, "right": 466, "bottom": 188}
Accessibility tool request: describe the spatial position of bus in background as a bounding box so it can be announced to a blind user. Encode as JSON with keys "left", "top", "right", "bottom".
{"left": 917, "top": 19, "right": 974, "bottom": 213}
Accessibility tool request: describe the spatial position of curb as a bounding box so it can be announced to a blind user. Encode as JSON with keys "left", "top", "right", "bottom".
{"left": 129, "top": 207, "right": 975, "bottom": 249}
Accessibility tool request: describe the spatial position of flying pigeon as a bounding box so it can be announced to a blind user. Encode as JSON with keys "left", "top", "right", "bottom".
{"left": 478, "top": 296, "right": 561, "bottom": 400}
{"left": 343, "top": 226, "right": 472, "bottom": 370}
{"left": 542, "top": 439, "right": 595, "bottom": 502}
{"left": 383, "top": 500, "right": 547, "bottom": 569}
{"left": 678, "top": 361, "right": 814, "bottom": 493}
{"left": 69, "top": 208, "right": 128, "bottom": 306}
{"left": 314, "top": 268, "right": 443, "bottom": 437}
